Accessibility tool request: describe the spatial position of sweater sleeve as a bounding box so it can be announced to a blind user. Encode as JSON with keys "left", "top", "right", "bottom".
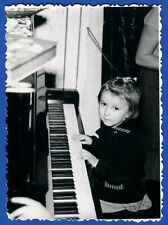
{"left": 82, "top": 128, "right": 103, "bottom": 158}
{"left": 94, "top": 131, "right": 145, "bottom": 182}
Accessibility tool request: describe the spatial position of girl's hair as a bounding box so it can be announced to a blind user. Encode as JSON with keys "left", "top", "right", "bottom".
{"left": 98, "top": 77, "right": 141, "bottom": 119}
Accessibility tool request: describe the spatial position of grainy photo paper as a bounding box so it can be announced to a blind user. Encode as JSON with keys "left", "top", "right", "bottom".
{"left": 0, "top": 1, "right": 168, "bottom": 225}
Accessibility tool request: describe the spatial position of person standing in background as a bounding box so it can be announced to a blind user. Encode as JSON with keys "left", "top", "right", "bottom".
{"left": 135, "top": 7, "right": 160, "bottom": 218}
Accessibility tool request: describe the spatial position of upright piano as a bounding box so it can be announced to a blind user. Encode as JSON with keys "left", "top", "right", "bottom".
{"left": 6, "top": 34, "right": 100, "bottom": 219}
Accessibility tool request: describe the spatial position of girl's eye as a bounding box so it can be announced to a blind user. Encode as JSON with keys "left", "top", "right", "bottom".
{"left": 101, "top": 102, "right": 106, "bottom": 107}
{"left": 114, "top": 106, "right": 119, "bottom": 110}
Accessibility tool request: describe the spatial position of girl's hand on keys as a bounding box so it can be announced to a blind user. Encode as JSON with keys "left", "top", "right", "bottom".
{"left": 73, "top": 134, "right": 92, "bottom": 145}
{"left": 80, "top": 149, "right": 99, "bottom": 167}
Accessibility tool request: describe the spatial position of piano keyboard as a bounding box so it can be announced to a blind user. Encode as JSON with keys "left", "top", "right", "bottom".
{"left": 46, "top": 102, "right": 97, "bottom": 219}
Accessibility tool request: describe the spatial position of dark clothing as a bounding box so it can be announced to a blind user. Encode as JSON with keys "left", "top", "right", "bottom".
{"left": 84, "top": 119, "right": 146, "bottom": 204}
{"left": 138, "top": 67, "right": 160, "bottom": 181}
{"left": 137, "top": 67, "right": 160, "bottom": 219}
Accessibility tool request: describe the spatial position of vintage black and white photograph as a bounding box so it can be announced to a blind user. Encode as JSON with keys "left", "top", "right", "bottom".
{"left": 5, "top": 5, "right": 161, "bottom": 220}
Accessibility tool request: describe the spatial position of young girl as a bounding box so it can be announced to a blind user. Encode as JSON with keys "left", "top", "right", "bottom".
{"left": 75, "top": 77, "right": 152, "bottom": 219}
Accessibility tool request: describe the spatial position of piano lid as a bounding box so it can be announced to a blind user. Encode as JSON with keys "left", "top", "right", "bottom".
{"left": 6, "top": 34, "right": 57, "bottom": 83}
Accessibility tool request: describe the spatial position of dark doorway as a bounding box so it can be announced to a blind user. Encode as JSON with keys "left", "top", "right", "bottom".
{"left": 102, "top": 7, "right": 151, "bottom": 84}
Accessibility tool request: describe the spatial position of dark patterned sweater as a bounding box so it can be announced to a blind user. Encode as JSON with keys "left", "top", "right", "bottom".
{"left": 84, "top": 119, "right": 146, "bottom": 203}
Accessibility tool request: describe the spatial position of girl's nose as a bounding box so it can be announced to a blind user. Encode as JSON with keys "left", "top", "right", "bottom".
{"left": 104, "top": 106, "right": 111, "bottom": 116}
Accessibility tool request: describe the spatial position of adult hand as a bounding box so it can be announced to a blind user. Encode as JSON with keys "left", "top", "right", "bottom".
{"left": 8, "top": 197, "right": 55, "bottom": 220}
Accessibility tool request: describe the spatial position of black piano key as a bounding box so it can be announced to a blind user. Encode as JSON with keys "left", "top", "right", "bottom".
{"left": 50, "top": 142, "right": 69, "bottom": 146}
{"left": 51, "top": 159, "right": 72, "bottom": 167}
{"left": 50, "top": 146, "right": 69, "bottom": 150}
{"left": 49, "top": 114, "right": 64, "bottom": 116}
{"left": 50, "top": 138, "right": 68, "bottom": 141}
{"left": 50, "top": 143, "right": 69, "bottom": 147}
{"left": 51, "top": 158, "right": 71, "bottom": 164}
{"left": 51, "top": 161, "right": 72, "bottom": 168}
{"left": 50, "top": 131, "right": 67, "bottom": 135}
{"left": 54, "top": 202, "right": 78, "bottom": 215}
{"left": 53, "top": 191, "right": 76, "bottom": 200}
{"left": 50, "top": 128, "right": 67, "bottom": 134}
{"left": 50, "top": 139, "right": 68, "bottom": 144}
{"left": 49, "top": 126, "right": 66, "bottom": 129}
{"left": 48, "top": 106, "right": 63, "bottom": 110}
{"left": 50, "top": 141, "right": 68, "bottom": 144}
{"left": 51, "top": 151, "right": 70, "bottom": 156}
{"left": 48, "top": 103, "right": 63, "bottom": 106}
{"left": 51, "top": 158, "right": 71, "bottom": 162}
{"left": 51, "top": 151, "right": 70, "bottom": 154}
{"left": 50, "top": 140, "right": 69, "bottom": 144}
{"left": 50, "top": 145, "right": 69, "bottom": 149}
{"left": 49, "top": 121, "right": 66, "bottom": 126}
{"left": 50, "top": 147, "right": 69, "bottom": 151}
{"left": 50, "top": 141, "right": 68, "bottom": 145}
{"left": 48, "top": 107, "right": 63, "bottom": 110}
{"left": 54, "top": 209, "right": 79, "bottom": 215}
{"left": 51, "top": 153, "right": 71, "bottom": 160}
{"left": 49, "top": 115, "right": 65, "bottom": 119}
{"left": 65, "top": 217, "right": 79, "bottom": 220}
{"left": 49, "top": 113, "right": 64, "bottom": 117}
{"left": 50, "top": 139, "right": 68, "bottom": 143}
{"left": 53, "top": 179, "right": 74, "bottom": 189}
{"left": 52, "top": 170, "right": 73, "bottom": 177}
{"left": 49, "top": 125, "right": 66, "bottom": 129}
{"left": 50, "top": 139, "right": 68, "bottom": 142}
{"left": 50, "top": 141, "right": 69, "bottom": 146}
{"left": 50, "top": 146, "right": 69, "bottom": 151}
{"left": 48, "top": 105, "right": 63, "bottom": 110}
{"left": 50, "top": 137, "right": 68, "bottom": 141}
{"left": 50, "top": 127, "right": 66, "bottom": 130}
{"left": 48, "top": 111, "right": 64, "bottom": 115}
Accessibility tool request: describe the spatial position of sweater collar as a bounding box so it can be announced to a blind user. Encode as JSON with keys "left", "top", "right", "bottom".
{"left": 103, "top": 119, "right": 138, "bottom": 134}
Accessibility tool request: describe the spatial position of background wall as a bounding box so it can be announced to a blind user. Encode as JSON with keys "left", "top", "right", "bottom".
{"left": 34, "top": 6, "right": 104, "bottom": 134}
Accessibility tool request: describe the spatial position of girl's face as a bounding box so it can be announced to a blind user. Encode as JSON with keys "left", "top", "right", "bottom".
{"left": 99, "top": 90, "right": 130, "bottom": 127}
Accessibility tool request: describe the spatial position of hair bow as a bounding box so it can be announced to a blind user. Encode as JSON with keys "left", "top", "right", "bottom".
{"left": 122, "top": 77, "right": 137, "bottom": 83}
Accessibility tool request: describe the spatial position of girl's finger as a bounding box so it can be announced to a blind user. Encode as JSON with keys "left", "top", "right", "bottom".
{"left": 81, "top": 150, "right": 91, "bottom": 159}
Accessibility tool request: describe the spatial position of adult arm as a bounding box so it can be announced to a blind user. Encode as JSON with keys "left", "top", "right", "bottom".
{"left": 135, "top": 25, "right": 159, "bottom": 70}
